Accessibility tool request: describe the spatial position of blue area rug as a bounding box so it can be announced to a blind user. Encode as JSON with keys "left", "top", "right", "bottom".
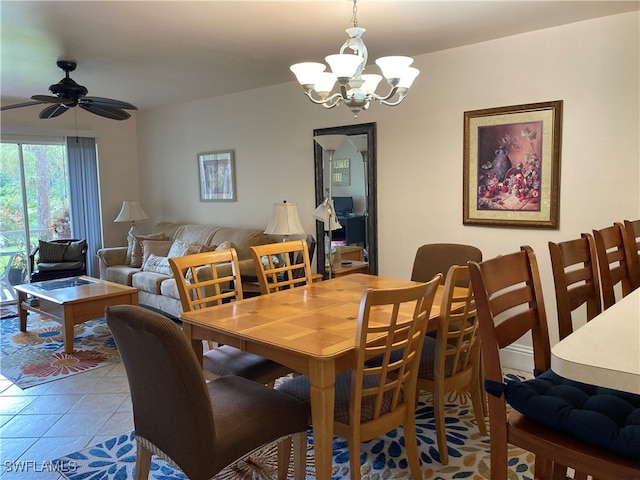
{"left": 54, "top": 390, "right": 535, "bottom": 480}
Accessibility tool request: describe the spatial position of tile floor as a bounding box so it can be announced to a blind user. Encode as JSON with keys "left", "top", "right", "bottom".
{"left": 0, "top": 362, "right": 133, "bottom": 479}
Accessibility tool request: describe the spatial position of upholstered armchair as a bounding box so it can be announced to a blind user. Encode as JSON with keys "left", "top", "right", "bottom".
{"left": 29, "top": 239, "right": 87, "bottom": 282}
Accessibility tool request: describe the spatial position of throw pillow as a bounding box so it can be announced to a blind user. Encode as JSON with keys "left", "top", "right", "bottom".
{"left": 142, "top": 254, "right": 172, "bottom": 276}
{"left": 215, "top": 240, "right": 234, "bottom": 251}
{"left": 141, "top": 240, "right": 174, "bottom": 267}
{"left": 167, "top": 240, "right": 204, "bottom": 258}
{"left": 128, "top": 232, "right": 168, "bottom": 267}
{"left": 38, "top": 240, "right": 67, "bottom": 263}
{"left": 62, "top": 240, "right": 87, "bottom": 262}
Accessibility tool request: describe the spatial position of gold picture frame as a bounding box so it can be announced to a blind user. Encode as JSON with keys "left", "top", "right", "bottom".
{"left": 198, "top": 150, "right": 236, "bottom": 201}
{"left": 463, "top": 100, "right": 562, "bottom": 228}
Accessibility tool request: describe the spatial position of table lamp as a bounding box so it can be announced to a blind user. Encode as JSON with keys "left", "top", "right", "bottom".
{"left": 114, "top": 201, "right": 149, "bottom": 236}
{"left": 264, "top": 201, "right": 305, "bottom": 242}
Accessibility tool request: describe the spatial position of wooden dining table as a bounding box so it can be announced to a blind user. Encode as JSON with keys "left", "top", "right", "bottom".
{"left": 180, "top": 273, "right": 454, "bottom": 480}
{"left": 551, "top": 288, "right": 640, "bottom": 395}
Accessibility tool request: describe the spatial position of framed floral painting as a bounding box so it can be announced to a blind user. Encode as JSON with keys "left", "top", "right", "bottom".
{"left": 198, "top": 150, "right": 236, "bottom": 201}
{"left": 463, "top": 100, "right": 562, "bottom": 228}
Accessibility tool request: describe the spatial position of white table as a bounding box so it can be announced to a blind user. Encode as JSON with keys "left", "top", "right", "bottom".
{"left": 551, "top": 288, "right": 640, "bottom": 394}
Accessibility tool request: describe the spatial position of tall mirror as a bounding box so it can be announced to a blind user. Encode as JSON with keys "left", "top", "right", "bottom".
{"left": 314, "top": 122, "right": 377, "bottom": 278}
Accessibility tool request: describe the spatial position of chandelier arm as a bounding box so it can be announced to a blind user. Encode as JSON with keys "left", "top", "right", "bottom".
{"left": 302, "top": 91, "right": 343, "bottom": 108}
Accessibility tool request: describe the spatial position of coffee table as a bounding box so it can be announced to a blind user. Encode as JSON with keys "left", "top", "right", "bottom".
{"left": 15, "top": 276, "right": 139, "bottom": 354}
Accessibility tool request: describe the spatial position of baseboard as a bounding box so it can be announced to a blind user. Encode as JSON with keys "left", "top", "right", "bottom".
{"left": 499, "top": 343, "right": 534, "bottom": 374}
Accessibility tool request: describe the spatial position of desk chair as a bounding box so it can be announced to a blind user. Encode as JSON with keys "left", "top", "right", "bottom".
{"left": 593, "top": 223, "right": 634, "bottom": 309}
{"left": 622, "top": 219, "right": 640, "bottom": 290}
{"left": 169, "top": 249, "right": 291, "bottom": 385}
{"left": 106, "top": 305, "right": 309, "bottom": 480}
{"left": 415, "top": 265, "right": 487, "bottom": 464}
{"left": 278, "top": 275, "right": 442, "bottom": 479}
{"left": 411, "top": 243, "right": 482, "bottom": 284}
{"left": 249, "top": 239, "right": 313, "bottom": 294}
{"left": 469, "top": 246, "right": 640, "bottom": 480}
{"left": 548, "top": 233, "right": 601, "bottom": 340}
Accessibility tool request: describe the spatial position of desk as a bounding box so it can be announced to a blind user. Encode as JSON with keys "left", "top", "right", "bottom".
{"left": 180, "top": 273, "right": 451, "bottom": 480}
{"left": 551, "top": 288, "right": 640, "bottom": 394}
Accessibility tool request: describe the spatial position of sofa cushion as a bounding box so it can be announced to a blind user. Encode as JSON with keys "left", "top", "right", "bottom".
{"left": 132, "top": 270, "right": 167, "bottom": 295}
{"left": 160, "top": 277, "right": 180, "bottom": 300}
{"left": 141, "top": 240, "right": 173, "bottom": 267}
{"left": 143, "top": 254, "right": 172, "bottom": 276}
{"left": 105, "top": 265, "right": 140, "bottom": 286}
{"left": 38, "top": 240, "right": 67, "bottom": 263}
{"left": 173, "top": 224, "right": 220, "bottom": 246}
{"left": 128, "top": 232, "right": 168, "bottom": 267}
{"left": 62, "top": 240, "right": 86, "bottom": 262}
{"left": 505, "top": 369, "right": 640, "bottom": 460}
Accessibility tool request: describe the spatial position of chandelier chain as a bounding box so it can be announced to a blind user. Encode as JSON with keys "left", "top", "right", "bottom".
{"left": 351, "top": 0, "right": 359, "bottom": 28}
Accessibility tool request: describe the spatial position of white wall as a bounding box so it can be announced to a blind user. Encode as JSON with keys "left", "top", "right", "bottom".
{"left": 3, "top": 12, "right": 638, "bottom": 370}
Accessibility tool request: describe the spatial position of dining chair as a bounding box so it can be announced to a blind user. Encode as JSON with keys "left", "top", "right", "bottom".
{"left": 249, "top": 239, "right": 313, "bottom": 294}
{"left": 469, "top": 246, "right": 640, "bottom": 480}
{"left": 622, "top": 219, "right": 640, "bottom": 290}
{"left": 411, "top": 243, "right": 482, "bottom": 284}
{"left": 277, "top": 274, "right": 443, "bottom": 479}
{"left": 105, "top": 305, "right": 309, "bottom": 480}
{"left": 548, "top": 233, "right": 601, "bottom": 341}
{"left": 169, "top": 249, "right": 291, "bottom": 385}
{"left": 415, "top": 265, "right": 487, "bottom": 464}
{"left": 593, "top": 223, "right": 635, "bottom": 309}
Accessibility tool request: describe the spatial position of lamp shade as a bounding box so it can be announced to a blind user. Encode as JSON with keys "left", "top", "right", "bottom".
{"left": 264, "top": 202, "right": 305, "bottom": 236}
{"left": 313, "top": 134, "right": 348, "bottom": 151}
{"left": 312, "top": 198, "right": 342, "bottom": 231}
{"left": 114, "top": 201, "right": 149, "bottom": 223}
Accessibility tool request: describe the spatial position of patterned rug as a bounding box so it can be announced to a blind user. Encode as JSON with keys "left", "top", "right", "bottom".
{"left": 0, "top": 304, "right": 19, "bottom": 319}
{"left": 54, "top": 391, "right": 535, "bottom": 480}
{"left": 0, "top": 314, "right": 119, "bottom": 389}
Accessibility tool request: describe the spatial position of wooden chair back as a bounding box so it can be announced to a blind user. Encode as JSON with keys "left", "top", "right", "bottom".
{"left": 338, "top": 274, "right": 442, "bottom": 478}
{"left": 469, "top": 246, "right": 640, "bottom": 479}
{"left": 169, "top": 248, "right": 243, "bottom": 312}
{"left": 411, "top": 243, "right": 482, "bottom": 284}
{"left": 416, "top": 265, "right": 487, "bottom": 464}
{"left": 593, "top": 223, "right": 634, "bottom": 309}
{"left": 250, "top": 239, "right": 313, "bottom": 294}
{"left": 622, "top": 219, "right": 640, "bottom": 290}
{"left": 548, "top": 233, "right": 601, "bottom": 340}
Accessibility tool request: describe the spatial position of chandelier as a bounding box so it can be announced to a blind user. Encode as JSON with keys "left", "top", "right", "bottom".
{"left": 290, "top": 0, "right": 419, "bottom": 117}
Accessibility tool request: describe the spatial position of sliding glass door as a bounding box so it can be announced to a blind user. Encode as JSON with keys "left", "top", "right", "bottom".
{"left": 0, "top": 140, "right": 70, "bottom": 302}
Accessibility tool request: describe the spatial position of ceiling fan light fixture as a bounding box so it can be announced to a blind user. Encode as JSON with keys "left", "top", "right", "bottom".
{"left": 290, "top": 0, "right": 419, "bottom": 117}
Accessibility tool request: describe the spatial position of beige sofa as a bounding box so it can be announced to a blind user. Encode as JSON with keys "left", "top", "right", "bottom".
{"left": 96, "top": 221, "right": 275, "bottom": 318}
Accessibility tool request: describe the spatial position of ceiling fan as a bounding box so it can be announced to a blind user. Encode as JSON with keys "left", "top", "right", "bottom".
{"left": 1, "top": 60, "right": 138, "bottom": 120}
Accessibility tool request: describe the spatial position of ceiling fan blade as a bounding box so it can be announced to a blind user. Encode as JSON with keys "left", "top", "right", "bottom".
{"left": 1, "top": 100, "right": 46, "bottom": 111}
{"left": 39, "top": 104, "right": 71, "bottom": 119}
{"left": 81, "top": 96, "right": 138, "bottom": 110}
{"left": 80, "top": 103, "right": 131, "bottom": 120}
{"left": 31, "top": 95, "right": 74, "bottom": 104}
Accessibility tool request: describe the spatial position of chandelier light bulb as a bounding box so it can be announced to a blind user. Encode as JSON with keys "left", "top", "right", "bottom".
{"left": 289, "top": 0, "right": 419, "bottom": 117}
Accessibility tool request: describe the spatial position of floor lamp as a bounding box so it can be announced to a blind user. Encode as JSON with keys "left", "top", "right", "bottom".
{"left": 313, "top": 134, "right": 349, "bottom": 278}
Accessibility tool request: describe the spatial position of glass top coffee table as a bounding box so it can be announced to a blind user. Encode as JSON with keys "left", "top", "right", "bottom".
{"left": 15, "top": 276, "right": 139, "bottom": 354}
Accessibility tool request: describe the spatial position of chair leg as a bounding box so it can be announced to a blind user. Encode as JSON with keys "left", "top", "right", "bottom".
{"left": 277, "top": 436, "right": 293, "bottom": 480}
{"left": 469, "top": 378, "right": 488, "bottom": 436}
{"left": 292, "top": 431, "right": 307, "bottom": 480}
{"left": 134, "top": 440, "right": 152, "bottom": 480}
{"left": 404, "top": 412, "right": 423, "bottom": 479}
{"left": 348, "top": 437, "right": 362, "bottom": 480}
{"left": 534, "top": 455, "right": 553, "bottom": 479}
{"left": 433, "top": 383, "right": 449, "bottom": 464}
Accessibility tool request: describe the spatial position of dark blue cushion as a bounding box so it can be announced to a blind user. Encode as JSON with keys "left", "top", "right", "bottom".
{"left": 505, "top": 370, "right": 640, "bottom": 460}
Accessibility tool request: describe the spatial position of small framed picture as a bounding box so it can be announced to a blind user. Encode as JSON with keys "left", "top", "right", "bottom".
{"left": 198, "top": 150, "right": 236, "bottom": 201}
{"left": 463, "top": 100, "right": 563, "bottom": 228}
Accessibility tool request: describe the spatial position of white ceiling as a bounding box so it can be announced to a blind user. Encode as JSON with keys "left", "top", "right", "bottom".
{"left": 1, "top": 1, "right": 638, "bottom": 111}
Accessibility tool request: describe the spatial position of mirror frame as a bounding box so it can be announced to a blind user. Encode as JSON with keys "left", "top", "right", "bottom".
{"left": 313, "top": 122, "right": 378, "bottom": 277}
